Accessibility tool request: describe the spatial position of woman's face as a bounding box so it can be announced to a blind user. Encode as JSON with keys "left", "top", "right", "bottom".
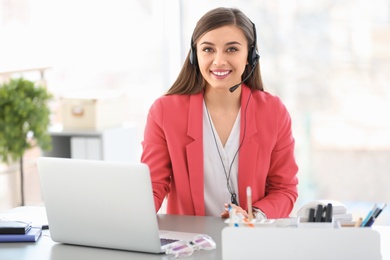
{"left": 196, "top": 25, "right": 249, "bottom": 91}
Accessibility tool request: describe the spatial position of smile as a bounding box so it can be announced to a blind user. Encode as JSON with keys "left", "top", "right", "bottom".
{"left": 211, "top": 70, "right": 231, "bottom": 76}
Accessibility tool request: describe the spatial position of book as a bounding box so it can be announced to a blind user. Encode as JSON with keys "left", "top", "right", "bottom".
{"left": 0, "top": 221, "right": 32, "bottom": 234}
{"left": 0, "top": 227, "right": 42, "bottom": 242}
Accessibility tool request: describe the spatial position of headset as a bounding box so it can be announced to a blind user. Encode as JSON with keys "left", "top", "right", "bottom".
{"left": 190, "top": 21, "right": 260, "bottom": 68}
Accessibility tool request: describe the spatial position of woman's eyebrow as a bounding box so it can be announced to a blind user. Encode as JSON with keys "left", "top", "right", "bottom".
{"left": 199, "top": 41, "right": 242, "bottom": 46}
{"left": 225, "top": 41, "right": 242, "bottom": 46}
{"left": 199, "top": 41, "right": 214, "bottom": 46}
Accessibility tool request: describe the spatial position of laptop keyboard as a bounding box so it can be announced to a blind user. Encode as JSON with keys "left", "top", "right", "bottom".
{"left": 160, "top": 238, "right": 179, "bottom": 246}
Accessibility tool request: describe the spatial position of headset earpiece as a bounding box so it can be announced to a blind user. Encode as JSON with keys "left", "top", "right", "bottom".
{"left": 248, "top": 22, "right": 260, "bottom": 67}
{"left": 190, "top": 38, "right": 198, "bottom": 67}
{"left": 248, "top": 48, "right": 260, "bottom": 67}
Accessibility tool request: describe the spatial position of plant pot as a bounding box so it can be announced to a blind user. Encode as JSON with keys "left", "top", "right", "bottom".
{"left": 0, "top": 163, "right": 21, "bottom": 211}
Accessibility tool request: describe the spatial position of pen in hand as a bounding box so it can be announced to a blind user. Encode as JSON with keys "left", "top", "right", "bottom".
{"left": 221, "top": 203, "right": 249, "bottom": 219}
{"left": 247, "top": 186, "right": 253, "bottom": 221}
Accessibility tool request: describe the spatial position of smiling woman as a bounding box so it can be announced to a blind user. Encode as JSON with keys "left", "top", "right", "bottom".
{"left": 141, "top": 7, "right": 299, "bottom": 220}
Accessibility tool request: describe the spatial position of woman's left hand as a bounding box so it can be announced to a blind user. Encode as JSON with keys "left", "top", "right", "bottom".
{"left": 220, "top": 203, "right": 249, "bottom": 218}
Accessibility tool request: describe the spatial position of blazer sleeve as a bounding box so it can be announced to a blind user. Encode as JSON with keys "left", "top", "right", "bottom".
{"left": 254, "top": 97, "right": 299, "bottom": 218}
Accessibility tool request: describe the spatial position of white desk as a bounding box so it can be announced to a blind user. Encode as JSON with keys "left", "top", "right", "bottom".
{"left": 0, "top": 207, "right": 225, "bottom": 259}
{"left": 0, "top": 207, "right": 389, "bottom": 260}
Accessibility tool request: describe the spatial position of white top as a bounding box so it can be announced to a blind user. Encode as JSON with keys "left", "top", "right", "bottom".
{"left": 203, "top": 101, "right": 241, "bottom": 216}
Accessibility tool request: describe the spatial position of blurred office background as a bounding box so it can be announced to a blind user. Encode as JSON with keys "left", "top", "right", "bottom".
{"left": 1, "top": 0, "right": 389, "bottom": 224}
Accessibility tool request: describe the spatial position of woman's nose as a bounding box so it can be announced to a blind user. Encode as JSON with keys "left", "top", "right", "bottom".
{"left": 213, "top": 51, "right": 227, "bottom": 66}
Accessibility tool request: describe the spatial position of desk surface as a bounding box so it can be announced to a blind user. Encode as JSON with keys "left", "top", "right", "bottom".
{"left": 0, "top": 213, "right": 226, "bottom": 260}
{"left": 1, "top": 208, "right": 389, "bottom": 260}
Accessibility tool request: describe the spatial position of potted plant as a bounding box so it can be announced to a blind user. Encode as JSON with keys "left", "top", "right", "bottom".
{"left": 0, "top": 77, "right": 53, "bottom": 206}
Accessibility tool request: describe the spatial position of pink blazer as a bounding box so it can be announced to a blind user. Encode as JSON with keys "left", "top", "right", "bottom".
{"left": 141, "top": 85, "right": 298, "bottom": 218}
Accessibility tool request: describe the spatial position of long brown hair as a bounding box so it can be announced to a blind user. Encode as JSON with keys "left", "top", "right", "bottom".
{"left": 166, "top": 7, "right": 264, "bottom": 95}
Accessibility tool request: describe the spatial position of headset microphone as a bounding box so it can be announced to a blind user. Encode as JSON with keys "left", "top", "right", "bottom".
{"left": 229, "top": 59, "right": 258, "bottom": 93}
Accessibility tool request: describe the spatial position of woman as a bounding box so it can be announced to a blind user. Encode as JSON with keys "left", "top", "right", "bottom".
{"left": 141, "top": 7, "right": 298, "bottom": 219}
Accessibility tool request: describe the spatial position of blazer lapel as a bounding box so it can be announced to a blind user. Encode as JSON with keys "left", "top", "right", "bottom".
{"left": 238, "top": 86, "right": 259, "bottom": 207}
{"left": 186, "top": 93, "right": 205, "bottom": 215}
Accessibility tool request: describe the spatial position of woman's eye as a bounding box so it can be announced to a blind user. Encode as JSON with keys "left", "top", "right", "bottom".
{"left": 227, "top": 47, "right": 238, "bottom": 52}
{"left": 203, "top": 47, "right": 213, "bottom": 52}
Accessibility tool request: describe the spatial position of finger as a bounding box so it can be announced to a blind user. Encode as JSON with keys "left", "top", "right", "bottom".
{"left": 220, "top": 211, "right": 229, "bottom": 218}
{"left": 234, "top": 206, "right": 249, "bottom": 218}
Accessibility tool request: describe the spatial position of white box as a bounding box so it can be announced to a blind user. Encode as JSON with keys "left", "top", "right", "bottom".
{"left": 61, "top": 90, "right": 125, "bottom": 130}
{"left": 71, "top": 137, "right": 102, "bottom": 160}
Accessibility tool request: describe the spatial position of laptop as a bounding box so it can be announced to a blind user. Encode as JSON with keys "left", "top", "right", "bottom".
{"left": 37, "top": 157, "right": 200, "bottom": 253}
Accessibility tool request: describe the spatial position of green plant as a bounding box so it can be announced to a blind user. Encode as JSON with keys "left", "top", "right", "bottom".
{"left": 0, "top": 77, "right": 53, "bottom": 205}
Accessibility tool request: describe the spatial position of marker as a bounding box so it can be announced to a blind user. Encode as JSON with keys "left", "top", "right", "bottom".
{"left": 308, "top": 208, "right": 315, "bottom": 222}
{"left": 374, "top": 203, "right": 387, "bottom": 219}
{"left": 364, "top": 207, "right": 380, "bottom": 227}
{"left": 324, "top": 203, "right": 333, "bottom": 222}
{"left": 232, "top": 208, "right": 239, "bottom": 227}
{"left": 354, "top": 217, "right": 363, "bottom": 228}
{"left": 364, "top": 203, "right": 387, "bottom": 227}
{"left": 361, "top": 204, "right": 377, "bottom": 227}
{"left": 315, "top": 204, "right": 323, "bottom": 222}
{"left": 228, "top": 204, "right": 233, "bottom": 227}
{"left": 247, "top": 186, "right": 253, "bottom": 221}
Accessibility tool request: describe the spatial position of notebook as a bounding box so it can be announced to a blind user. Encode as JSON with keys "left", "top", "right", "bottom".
{"left": 0, "top": 227, "right": 42, "bottom": 242}
{"left": 37, "top": 157, "right": 199, "bottom": 253}
{"left": 0, "top": 221, "right": 32, "bottom": 234}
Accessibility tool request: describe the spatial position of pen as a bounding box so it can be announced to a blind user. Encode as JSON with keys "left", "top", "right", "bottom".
{"left": 228, "top": 204, "right": 234, "bottom": 227}
{"left": 361, "top": 203, "right": 377, "bottom": 227}
{"left": 324, "top": 203, "right": 333, "bottom": 222}
{"left": 247, "top": 186, "right": 253, "bottom": 221}
{"left": 364, "top": 207, "right": 380, "bottom": 227}
{"left": 315, "top": 204, "right": 323, "bottom": 222}
{"left": 228, "top": 205, "right": 239, "bottom": 227}
{"left": 354, "top": 217, "right": 363, "bottom": 228}
{"left": 364, "top": 203, "right": 387, "bottom": 227}
{"left": 232, "top": 208, "right": 239, "bottom": 227}
{"left": 374, "top": 203, "right": 387, "bottom": 219}
{"left": 308, "top": 208, "right": 315, "bottom": 222}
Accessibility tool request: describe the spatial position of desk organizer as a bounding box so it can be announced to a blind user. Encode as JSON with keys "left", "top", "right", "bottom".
{"left": 222, "top": 227, "right": 382, "bottom": 260}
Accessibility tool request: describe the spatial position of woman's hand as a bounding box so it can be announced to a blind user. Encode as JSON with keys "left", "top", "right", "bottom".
{"left": 220, "top": 203, "right": 249, "bottom": 218}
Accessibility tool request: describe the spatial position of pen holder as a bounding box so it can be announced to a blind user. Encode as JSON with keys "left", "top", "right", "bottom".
{"left": 297, "top": 217, "right": 340, "bottom": 229}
